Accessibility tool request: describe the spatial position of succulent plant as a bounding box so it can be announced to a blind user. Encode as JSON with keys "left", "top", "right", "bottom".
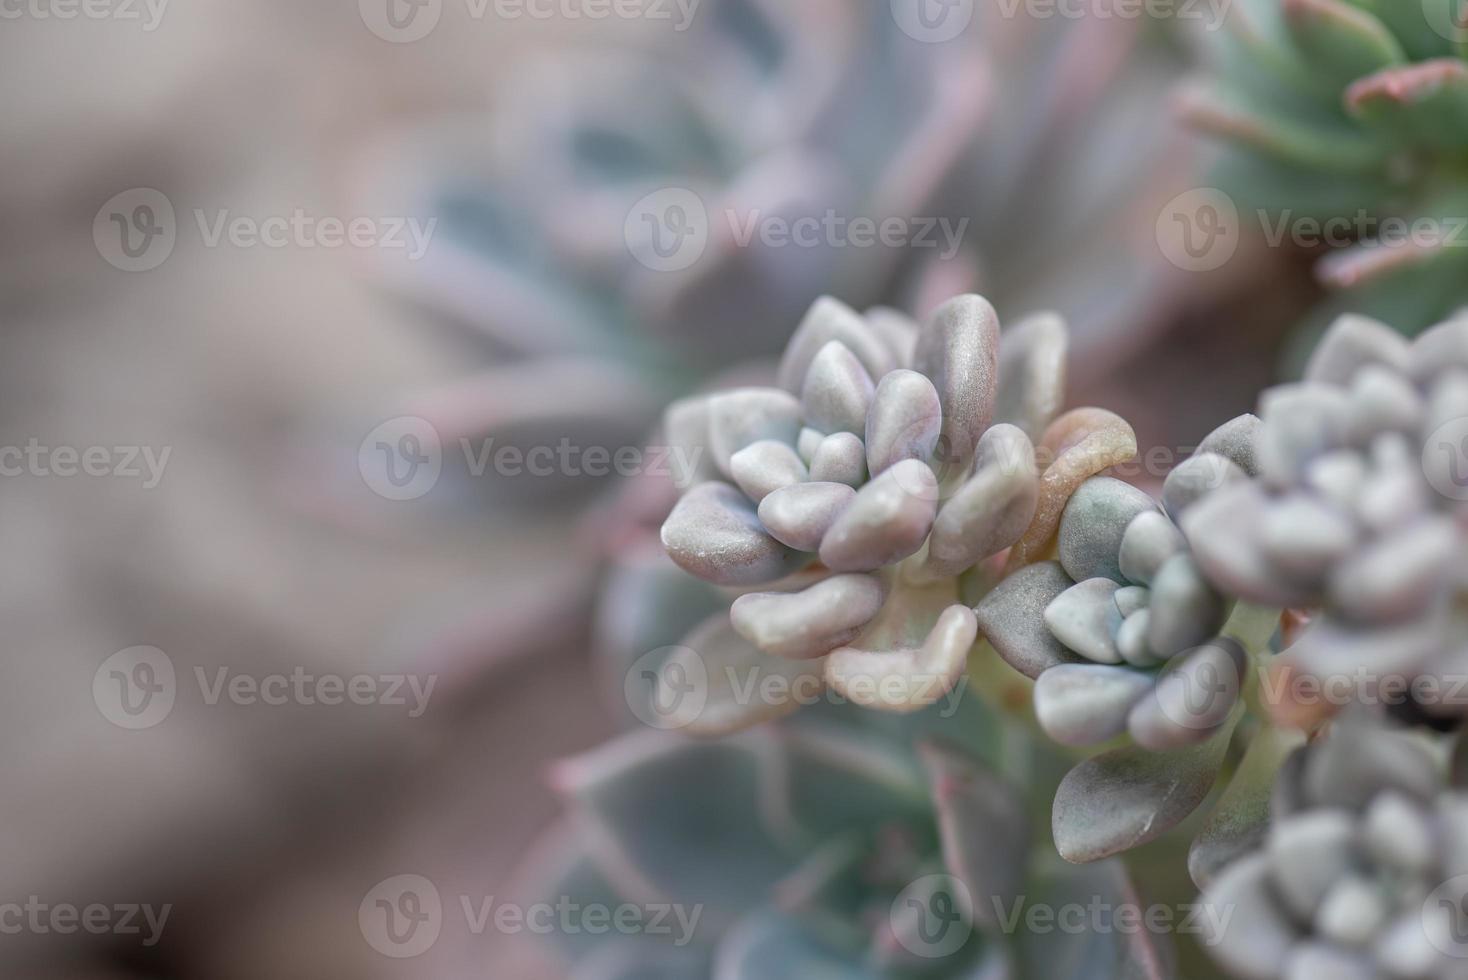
{"left": 525, "top": 704, "right": 1176, "bottom": 979}
{"left": 357, "top": 0, "right": 988, "bottom": 373}
{"left": 653, "top": 293, "right": 1137, "bottom": 731}
{"left": 978, "top": 413, "right": 1261, "bottom": 753}
{"left": 344, "top": 0, "right": 1200, "bottom": 515}
{"left": 1181, "top": 0, "right": 1468, "bottom": 329}
{"left": 970, "top": 412, "right": 1294, "bottom": 866}
{"left": 1183, "top": 311, "right": 1468, "bottom": 727}
{"left": 1201, "top": 716, "right": 1468, "bottom": 980}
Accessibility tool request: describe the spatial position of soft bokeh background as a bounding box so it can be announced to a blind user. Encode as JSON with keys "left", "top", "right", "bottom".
{"left": 1, "top": 2, "right": 1319, "bottom": 976}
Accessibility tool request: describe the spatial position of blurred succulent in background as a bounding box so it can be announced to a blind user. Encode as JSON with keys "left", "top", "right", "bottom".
{"left": 346, "top": 0, "right": 1196, "bottom": 508}
{"left": 1201, "top": 716, "right": 1468, "bottom": 979}
{"left": 652, "top": 293, "right": 1137, "bottom": 731}
{"left": 1181, "top": 0, "right": 1468, "bottom": 330}
{"left": 979, "top": 413, "right": 1260, "bottom": 754}
{"left": 1183, "top": 312, "right": 1468, "bottom": 729}
{"left": 525, "top": 705, "right": 1176, "bottom": 979}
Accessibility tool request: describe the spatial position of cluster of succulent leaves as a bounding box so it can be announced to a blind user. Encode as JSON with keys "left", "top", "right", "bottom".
{"left": 1202, "top": 715, "right": 1468, "bottom": 980}
{"left": 480, "top": 1, "right": 1468, "bottom": 976}
{"left": 1185, "top": 312, "right": 1468, "bottom": 728}
{"left": 543, "top": 297, "right": 1468, "bottom": 980}
{"left": 1184, "top": 0, "right": 1468, "bottom": 330}
{"left": 654, "top": 294, "right": 1135, "bottom": 730}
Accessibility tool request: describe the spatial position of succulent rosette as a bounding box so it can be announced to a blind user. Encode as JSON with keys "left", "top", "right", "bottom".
{"left": 1181, "top": 0, "right": 1468, "bottom": 327}
{"left": 652, "top": 293, "right": 1137, "bottom": 732}
{"left": 1182, "top": 312, "right": 1468, "bottom": 725}
{"left": 970, "top": 413, "right": 1294, "bottom": 866}
{"left": 341, "top": 0, "right": 1198, "bottom": 516}
{"left": 1201, "top": 716, "right": 1468, "bottom": 979}
{"left": 523, "top": 706, "right": 1175, "bottom": 979}
{"left": 977, "top": 413, "right": 1262, "bottom": 754}
{"left": 354, "top": 0, "right": 988, "bottom": 374}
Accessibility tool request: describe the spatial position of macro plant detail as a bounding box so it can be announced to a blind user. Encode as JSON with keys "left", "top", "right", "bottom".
{"left": 1183, "top": 312, "right": 1468, "bottom": 729}
{"left": 654, "top": 293, "right": 1136, "bottom": 731}
{"left": 981, "top": 412, "right": 1261, "bottom": 755}
{"left": 20, "top": 0, "right": 1468, "bottom": 974}
{"left": 1182, "top": 0, "right": 1468, "bottom": 326}
{"left": 1201, "top": 716, "right": 1468, "bottom": 980}
{"left": 527, "top": 705, "right": 1175, "bottom": 979}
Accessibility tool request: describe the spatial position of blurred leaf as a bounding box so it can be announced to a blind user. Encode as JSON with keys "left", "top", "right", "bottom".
{"left": 919, "top": 739, "right": 1029, "bottom": 931}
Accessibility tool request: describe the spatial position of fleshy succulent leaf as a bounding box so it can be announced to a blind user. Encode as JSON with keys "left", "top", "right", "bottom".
{"left": 1283, "top": 0, "right": 1406, "bottom": 90}
{"left": 994, "top": 311, "right": 1069, "bottom": 441}
{"left": 659, "top": 614, "right": 826, "bottom": 735}
{"left": 730, "top": 574, "right": 888, "bottom": 661}
{"left": 911, "top": 294, "right": 1001, "bottom": 466}
{"left": 1346, "top": 58, "right": 1468, "bottom": 149}
{"left": 1005, "top": 409, "right": 1138, "bottom": 572}
{"left": 1051, "top": 719, "right": 1236, "bottom": 863}
{"left": 974, "top": 560, "right": 1085, "bottom": 680}
{"left": 662, "top": 482, "right": 811, "bottom": 586}
{"left": 824, "top": 604, "right": 977, "bottom": 714}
